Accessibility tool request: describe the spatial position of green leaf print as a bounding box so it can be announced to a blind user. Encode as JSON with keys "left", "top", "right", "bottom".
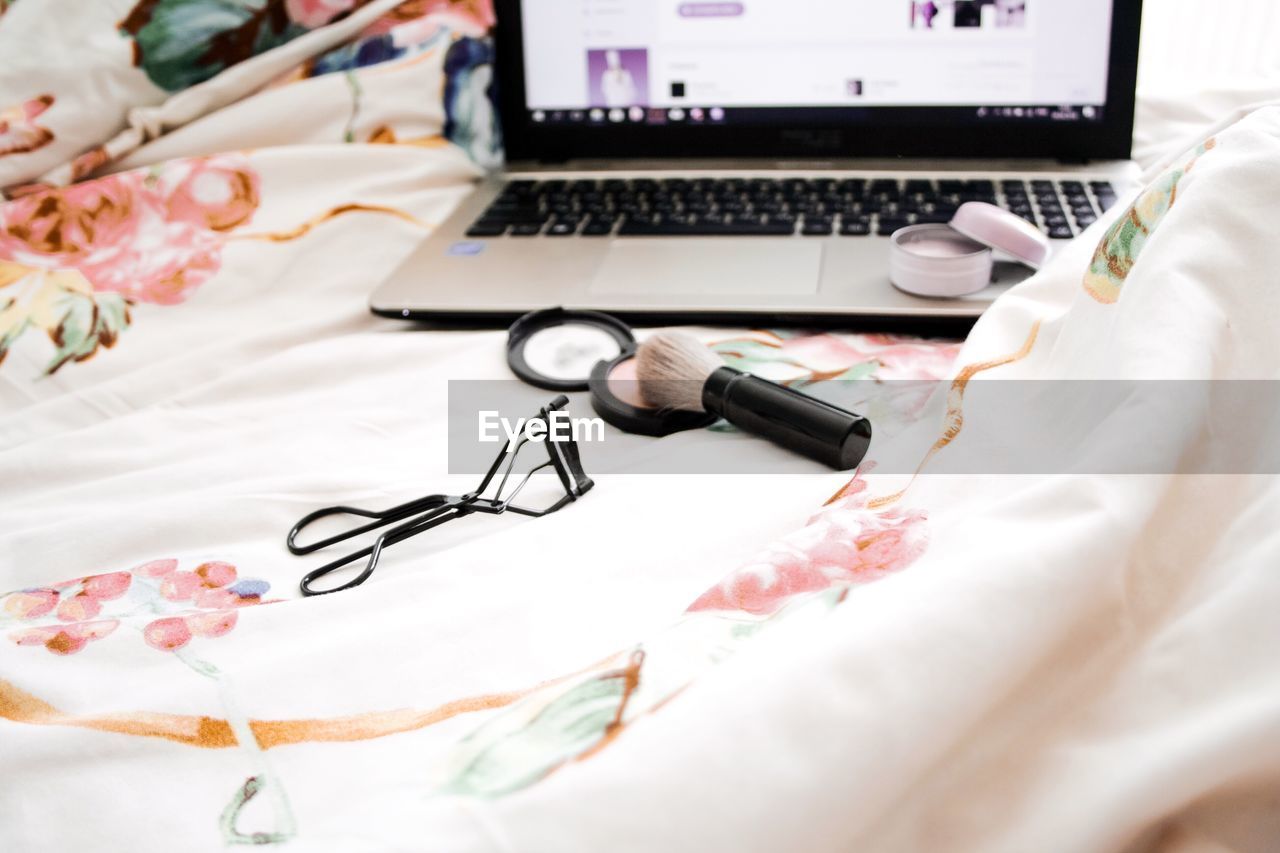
{"left": 1083, "top": 137, "right": 1216, "bottom": 303}
{"left": 48, "top": 290, "right": 131, "bottom": 374}
{"left": 440, "top": 654, "right": 645, "bottom": 798}
{"left": 120, "top": 0, "right": 305, "bottom": 92}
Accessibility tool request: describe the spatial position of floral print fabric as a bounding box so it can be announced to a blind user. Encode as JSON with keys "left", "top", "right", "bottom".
{"left": 0, "top": 10, "right": 1276, "bottom": 846}
{"left": 118, "top": 0, "right": 374, "bottom": 92}
{"left": 0, "top": 155, "right": 259, "bottom": 372}
{"left": 0, "top": 3, "right": 969, "bottom": 832}
{"left": 1, "top": 324, "right": 961, "bottom": 842}
{"left": 436, "top": 469, "right": 932, "bottom": 798}
{"left": 0, "top": 0, "right": 499, "bottom": 190}
{"left": 0, "top": 94, "right": 54, "bottom": 158}
{"left": 0, "top": 0, "right": 499, "bottom": 376}
{"left": 3, "top": 559, "right": 273, "bottom": 656}
{"left": 0, "top": 7, "right": 969, "bottom": 834}
{"left": 1083, "top": 138, "right": 1217, "bottom": 303}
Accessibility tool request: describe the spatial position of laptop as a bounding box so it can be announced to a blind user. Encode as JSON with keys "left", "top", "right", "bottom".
{"left": 372, "top": 0, "right": 1144, "bottom": 328}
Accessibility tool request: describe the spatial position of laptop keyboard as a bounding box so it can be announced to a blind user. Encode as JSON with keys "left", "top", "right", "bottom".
{"left": 465, "top": 177, "right": 1119, "bottom": 241}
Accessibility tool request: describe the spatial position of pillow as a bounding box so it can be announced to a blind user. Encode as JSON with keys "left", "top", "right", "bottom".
{"left": 0, "top": 0, "right": 420, "bottom": 192}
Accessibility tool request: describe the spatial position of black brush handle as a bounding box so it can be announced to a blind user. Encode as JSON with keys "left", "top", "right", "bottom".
{"left": 703, "top": 367, "right": 872, "bottom": 470}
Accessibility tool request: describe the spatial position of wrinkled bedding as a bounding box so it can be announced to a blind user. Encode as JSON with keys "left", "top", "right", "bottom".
{"left": 3, "top": 2, "right": 1280, "bottom": 851}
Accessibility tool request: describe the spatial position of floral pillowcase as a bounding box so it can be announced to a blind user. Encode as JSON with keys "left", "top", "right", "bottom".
{"left": 0, "top": 0, "right": 497, "bottom": 194}
{"left": 0, "top": 0, "right": 499, "bottom": 377}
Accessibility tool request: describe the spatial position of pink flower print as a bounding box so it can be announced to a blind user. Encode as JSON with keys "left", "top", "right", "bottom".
{"left": 144, "top": 562, "right": 270, "bottom": 653}
{"left": 194, "top": 577, "right": 269, "bottom": 610}
{"left": 285, "top": 0, "right": 358, "bottom": 28}
{"left": 195, "top": 588, "right": 239, "bottom": 609}
{"left": 159, "top": 570, "right": 203, "bottom": 601}
{"left": 69, "top": 145, "right": 111, "bottom": 182}
{"left": 197, "top": 561, "right": 238, "bottom": 587}
{"left": 79, "top": 571, "right": 132, "bottom": 599}
{"left": 188, "top": 610, "right": 238, "bottom": 638}
{"left": 0, "top": 171, "right": 148, "bottom": 261}
{"left": 134, "top": 558, "right": 179, "bottom": 578}
{"left": 363, "top": 0, "right": 495, "bottom": 39}
{"left": 158, "top": 156, "right": 261, "bottom": 233}
{"left": 143, "top": 616, "right": 192, "bottom": 651}
{"left": 159, "top": 561, "right": 238, "bottom": 602}
{"left": 75, "top": 206, "right": 221, "bottom": 305}
{"left": 49, "top": 569, "right": 133, "bottom": 623}
{"left": 55, "top": 594, "right": 102, "bottom": 622}
{"left": 2, "top": 588, "right": 59, "bottom": 619}
{"left": 690, "top": 551, "right": 833, "bottom": 615}
{"left": 5, "top": 559, "right": 272, "bottom": 657}
{"left": 0, "top": 93, "right": 55, "bottom": 157}
{"left": 144, "top": 609, "right": 240, "bottom": 652}
{"left": 11, "top": 620, "right": 119, "bottom": 655}
{"left": 0, "top": 155, "right": 262, "bottom": 308}
{"left": 4, "top": 570, "right": 132, "bottom": 626}
{"left": 688, "top": 488, "right": 928, "bottom": 616}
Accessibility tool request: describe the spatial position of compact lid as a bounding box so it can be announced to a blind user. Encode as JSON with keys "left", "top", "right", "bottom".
{"left": 507, "top": 307, "right": 635, "bottom": 391}
{"left": 949, "top": 201, "right": 1052, "bottom": 270}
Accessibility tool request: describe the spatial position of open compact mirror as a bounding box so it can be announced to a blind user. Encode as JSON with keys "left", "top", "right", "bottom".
{"left": 507, "top": 308, "right": 718, "bottom": 437}
{"left": 588, "top": 343, "right": 719, "bottom": 437}
{"left": 506, "top": 307, "right": 636, "bottom": 391}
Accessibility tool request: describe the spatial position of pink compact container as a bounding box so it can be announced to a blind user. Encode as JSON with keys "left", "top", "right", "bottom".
{"left": 889, "top": 201, "right": 1052, "bottom": 298}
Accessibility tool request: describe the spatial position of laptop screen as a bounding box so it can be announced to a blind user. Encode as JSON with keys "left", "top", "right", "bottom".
{"left": 519, "top": 0, "right": 1114, "bottom": 128}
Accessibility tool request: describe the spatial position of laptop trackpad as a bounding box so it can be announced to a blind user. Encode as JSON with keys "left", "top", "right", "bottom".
{"left": 589, "top": 239, "right": 821, "bottom": 296}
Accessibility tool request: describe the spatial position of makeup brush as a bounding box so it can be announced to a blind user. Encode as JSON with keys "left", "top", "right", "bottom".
{"left": 636, "top": 332, "right": 872, "bottom": 470}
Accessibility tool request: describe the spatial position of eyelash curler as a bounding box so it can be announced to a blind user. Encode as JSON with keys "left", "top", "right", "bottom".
{"left": 287, "top": 396, "right": 594, "bottom": 596}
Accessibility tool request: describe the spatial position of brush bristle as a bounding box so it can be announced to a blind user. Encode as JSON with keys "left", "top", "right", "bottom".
{"left": 636, "top": 332, "right": 723, "bottom": 412}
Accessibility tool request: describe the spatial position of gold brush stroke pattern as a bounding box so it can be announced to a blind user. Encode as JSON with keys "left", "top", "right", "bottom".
{"left": 574, "top": 682, "right": 687, "bottom": 769}
{"left": 0, "top": 652, "right": 623, "bottom": 750}
{"left": 367, "top": 125, "right": 449, "bottom": 148}
{"left": 1082, "top": 138, "right": 1215, "bottom": 304}
{"left": 825, "top": 321, "right": 1043, "bottom": 509}
{"left": 230, "top": 203, "right": 429, "bottom": 242}
{"left": 575, "top": 650, "right": 644, "bottom": 762}
{"left": 575, "top": 676, "right": 688, "bottom": 769}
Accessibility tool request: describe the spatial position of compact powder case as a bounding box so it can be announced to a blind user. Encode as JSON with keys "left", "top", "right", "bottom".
{"left": 588, "top": 344, "right": 719, "bottom": 437}
{"left": 506, "top": 307, "right": 635, "bottom": 391}
{"left": 889, "top": 201, "right": 1052, "bottom": 298}
{"left": 507, "top": 308, "right": 718, "bottom": 436}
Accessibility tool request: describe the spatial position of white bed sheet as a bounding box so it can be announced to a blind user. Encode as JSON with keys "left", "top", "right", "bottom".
{"left": 2, "top": 12, "right": 1279, "bottom": 847}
